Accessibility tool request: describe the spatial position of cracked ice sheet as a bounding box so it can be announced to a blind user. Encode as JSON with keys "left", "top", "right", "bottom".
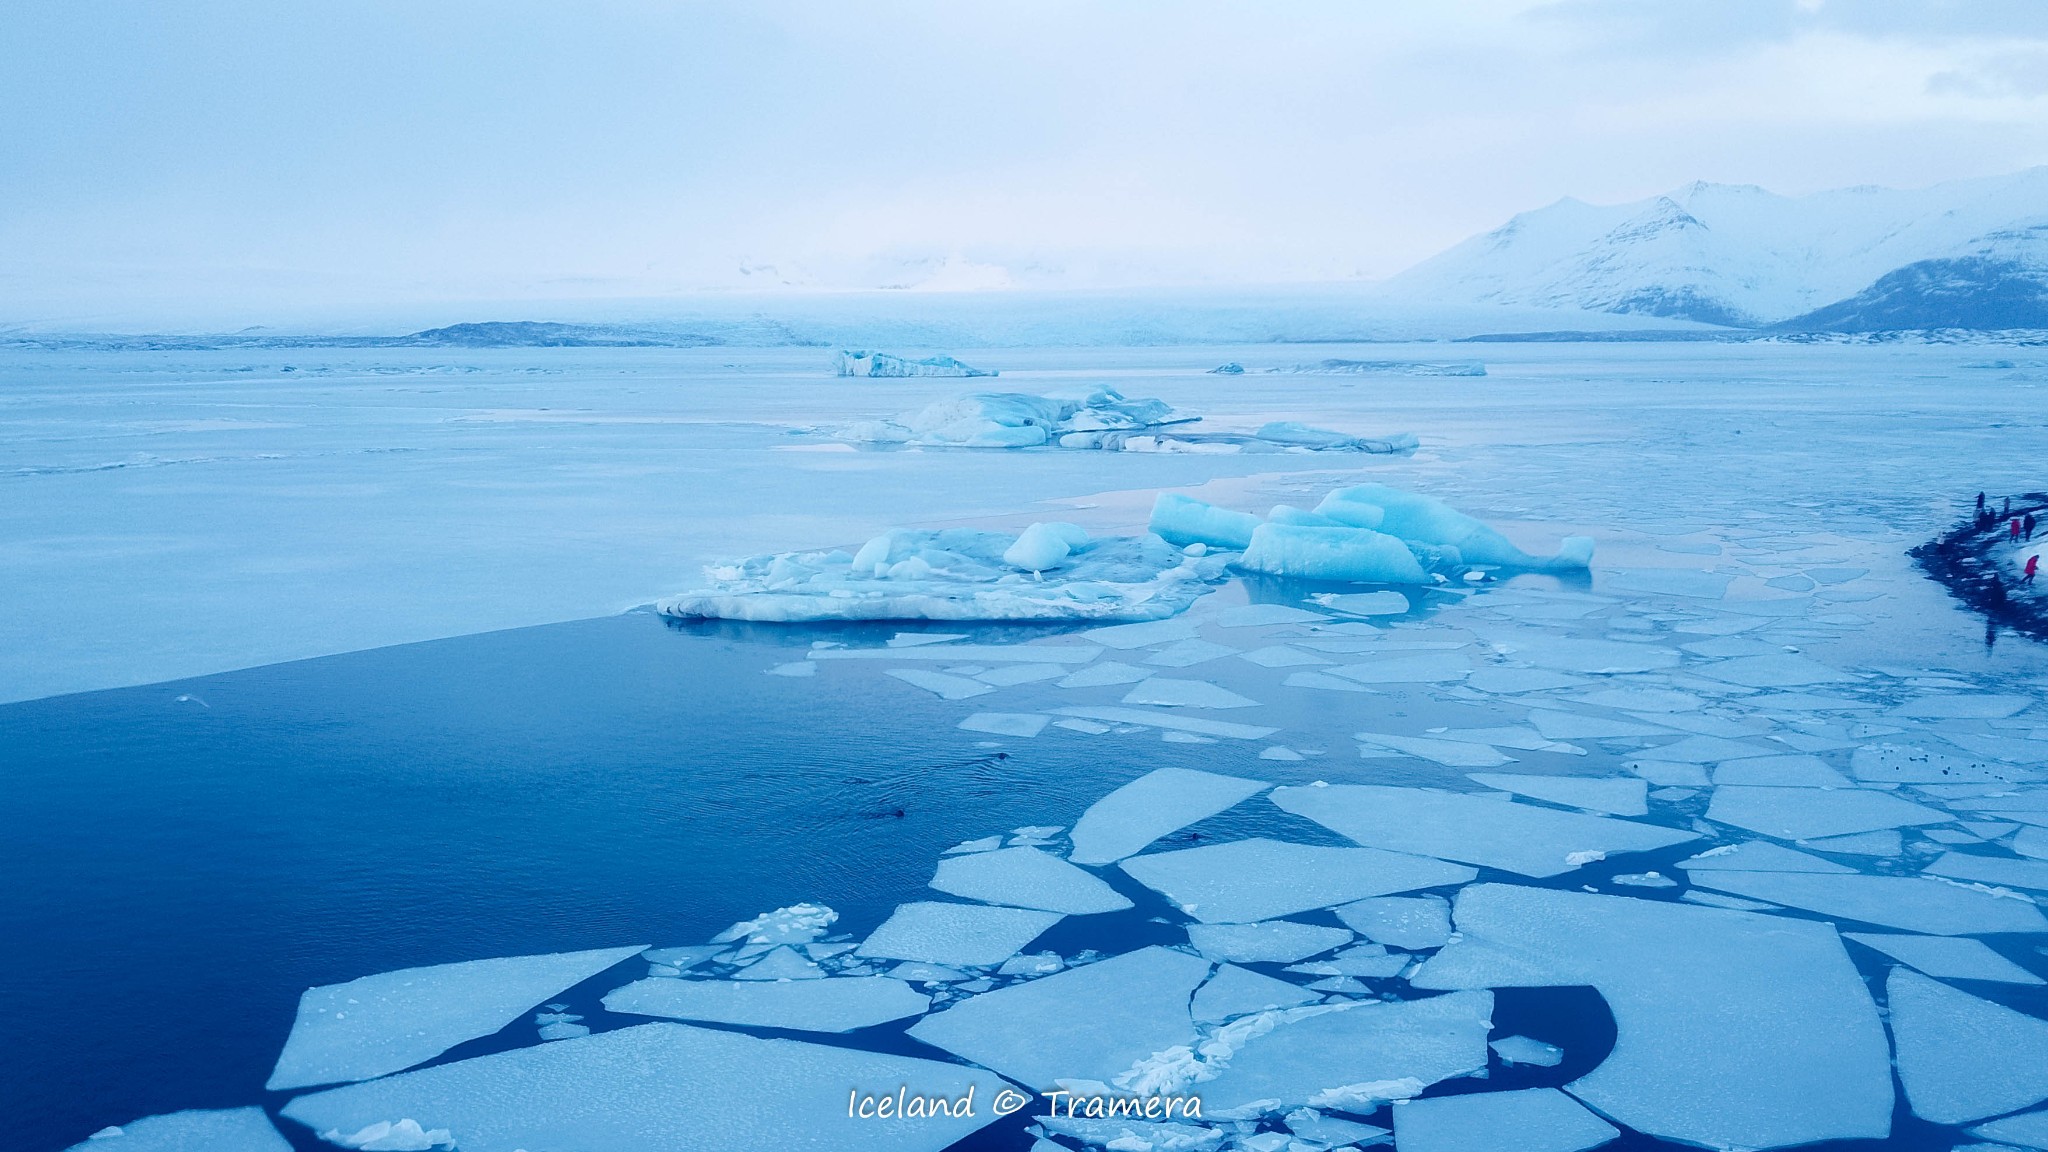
{"left": 266, "top": 945, "right": 645, "bottom": 1091}
{"left": 1273, "top": 785, "right": 1697, "bottom": 879}
{"left": 1705, "top": 785, "right": 1952, "bottom": 840}
{"left": 1690, "top": 871, "right": 2048, "bottom": 935}
{"left": 929, "top": 846, "right": 1132, "bottom": 914}
{"left": 1067, "top": 767, "right": 1270, "bottom": 864}
{"left": 1194, "top": 991, "right": 1496, "bottom": 1119}
{"left": 63, "top": 1108, "right": 292, "bottom": 1152}
{"left": 1889, "top": 967, "right": 2048, "bottom": 1125}
{"left": 1393, "top": 1088, "right": 1619, "bottom": 1152}
{"left": 1924, "top": 851, "right": 2048, "bottom": 891}
{"left": 1191, "top": 964, "right": 1320, "bottom": 1022}
{"left": 603, "top": 976, "right": 931, "bottom": 1031}
{"left": 1472, "top": 633, "right": 1678, "bottom": 674}
{"left": 1119, "top": 837, "right": 1476, "bottom": 923}
{"left": 855, "top": 901, "right": 1062, "bottom": 967}
{"left": 1467, "top": 774, "right": 1647, "bottom": 817}
{"left": 280, "top": 1022, "right": 1008, "bottom": 1152}
{"left": 906, "top": 946, "right": 1210, "bottom": 1090}
{"left": 1185, "top": 921, "right": 1353, "bottom": 963}
{"left": 1412, "top": 884, "right": 1891, "bottom": 1149}
{"left": 1843, "top": 934, "right": 2044, "bottom": 984}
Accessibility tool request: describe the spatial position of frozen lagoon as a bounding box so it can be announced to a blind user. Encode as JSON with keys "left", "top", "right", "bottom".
{"left": 7, "top": 339, "right": 2048, "bottom": 1150}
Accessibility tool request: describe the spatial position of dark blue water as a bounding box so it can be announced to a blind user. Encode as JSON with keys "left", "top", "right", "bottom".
{"left": 3, "top": 608, "right": 2018, "bottom": 1151}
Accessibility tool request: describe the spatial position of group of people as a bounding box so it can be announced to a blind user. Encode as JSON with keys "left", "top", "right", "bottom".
{"left": 1977, "top": 493, "right": 2041, "bottom": 587}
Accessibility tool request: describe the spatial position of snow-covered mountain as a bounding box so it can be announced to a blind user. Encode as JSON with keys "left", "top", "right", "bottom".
{"left": 1388, "top": 168, "right": 2048, "bottom": 329}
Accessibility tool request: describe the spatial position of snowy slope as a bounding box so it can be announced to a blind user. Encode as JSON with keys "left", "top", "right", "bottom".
{"left": 1389, "top": 168, "right": 2048, "bottom": 327}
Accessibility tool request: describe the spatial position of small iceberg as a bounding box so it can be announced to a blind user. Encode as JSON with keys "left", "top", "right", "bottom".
{"left": 833, "top": 350, "right": 994, "bottom": 378}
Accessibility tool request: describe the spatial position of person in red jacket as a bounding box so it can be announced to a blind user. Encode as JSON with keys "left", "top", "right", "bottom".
{"left": 2027, "top": 554, "right": 2040, "bottom": 586}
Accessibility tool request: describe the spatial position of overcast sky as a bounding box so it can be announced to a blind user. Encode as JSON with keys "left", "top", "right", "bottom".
{"left": 4, "top": 0, "right": 2046, "bottom": 323}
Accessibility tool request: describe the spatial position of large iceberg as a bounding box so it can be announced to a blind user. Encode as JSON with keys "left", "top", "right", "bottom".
{"left": 833, "top": 350, "right": 995, "bottom": 378}
{"left": 661, "top": 526, "right": 1226, "bottom": 623}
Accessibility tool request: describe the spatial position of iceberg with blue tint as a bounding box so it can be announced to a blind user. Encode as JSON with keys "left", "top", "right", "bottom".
{"left": 1318, "top": 484, "right": 1593, "bottom": 570}
{"left": 662, "top": 528, "right": 1226, "bottom": 624}
{"left": 1238, "top": 522, "right": 1433, "bottom": 584}
{"left": 839, "top": 387, "right": 1189, "bottom": 446}
{"left": 267, "top": 945, "right": 646, "bottom": 1091}
{"left": 834, "top": 350, "right": 995, "bottom": 378}
{"left": 1149, "top": 494, "right": 1263, "bottom": 550}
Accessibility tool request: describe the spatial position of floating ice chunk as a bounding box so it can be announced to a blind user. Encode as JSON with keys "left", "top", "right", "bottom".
{"left": 1239, "top": 645, "right": 1330, "bottom": 668}
{"left": 1120, "top": 838, "right": 1476, "bottom": 923}
{"left": 1712, "top": 755, "right": 1852, "bottom": 787}
{"left": 1196, "top": 991, "right": 1495, "bottom": 1118}
{"left": 888, "top": 962, "right": 971, "bottom": 983}
{"left": 998, "top": 952, "right": 1063, "bottom": 977}
{"left": 1259, "top": 745, "right": 1304, "bottom": 761}
{"left": 1800, "top": 830, "right": 1902, "bottom": 856}
{"left": 1144, "top": 638, "right": 1240, "bottom": 667}
{"left": 1054, "top": 706, "right": 1277, "bottom": 741}
{"left": 537, "top": 1022, "right": 588, "bottom": 1041}
{"left": 1192, "top": 964, "right": 1322, "bottom": 1023}
{"left": 1632, "top": 735, "right": 1775, "bottom": 763}
{"left": 943, "top": 836, "right": 1004, "bottom": 856}
{"left": 1334, "top": 896, "right": 1452, "bottom": 949}
{"left": 1004, "top": 523, "right": 1077, "bottom": 571}
{"left": 1925, "top": 851, "right": 2048, "bottom": 891}
{"left": 908, "top": 946, "right": 1210, "bottom": 1089}
{"left": 930, "top": 846, "right": 1133, "bottom": 914}
{"left": 975, "top": 663, "right": 1067, "bottom": 686}
{"left": 1844, "top": 934, "right": 2044, "bottom": 984}
{"left": 1889, "top": 967, "right": 2048, "bottom": 1124}
{"left": 1313, "top": 590, "right": 1413, "bottom": 616}
{"left": 1972, "top": 1111, "right": 2048, "bottom": 1150}
{"left": 1357, "top": 733, "right": 1513, "bottom": 767}
{"left": 1465, "top": 668, "right": 1590, "bottom": 694}
{"left": 1273, "top": 785, "right": 1697, "bottom": 879}
{"left": 1317, "top": 484, "right": 1589, "bottom": 570}
{"left": 1150, "top": 494, "right": 1262, "bottom": 551}
{"left": 1122, "top": 678, "right": 1258, "bottom": 709}
{"left": 1852, "top": 743, "right": 2033, "bottom": 785}
{"left": 1283, "top": 671, "right": 1375, "bottom": 692}
{"left": 1394, "top": 1087, "right": 1618, "bottom": 1152}
{"left": 1058, "top": 661, "right": 1155, "bottom": 688}
{"left": 733, "top": 946, "right": 826, "bottom": 980}
{"left": 1288, "top": 946, "right": 1409, "bottom": 979}
{"left": 889, "top": 632, "right": 969, "bottom": 647}
{"left": 715, "top": 904, "right": 838, "bottom": 946}
{"left": 1706, "top": 785, "right": 1951, "bottom": 840}
{"left": 887, "top": 669, "right": 994, "bottom": 700}
{"left": 642, "top": 945, "right": 723, "bottom": 971}
{"left": 1693, "top": 654, "right": 1851, "bottom": 688}
{"left": 1690, "top": 872, "right": 2048, "bottom": 934}
{"left": 1066, "top": 767, "right": 1269, "bottom": 865}
{"left": 818, "top": 644, "right": 1100, "bottom": 664}
{"left": 1412, "top": 884, "right": 1891, "bottom": 1149}
{"left": 1488, "top": 636, "right": 1677, "bottom": 674}
{"left": 1572, "top": 687, "right": 1702, "bottom": 712}
{"left": 1627, "top": 760, "right": 1711, "bottom": 786}
{"left": 1675, "top": 841, "right": 1854, "bottom": 874}
{"left": 1606, "top": 569, "right": 1733, "bottom": 599}
{"left": 1466, "top": 774, "right": 1647, "bottom": 817}
{"left": 1238, "top": 523, "right": 1431, "bottom": 584}
{"left": 1215, "top": 604, "right": 1329, "bottom": 627}
{"left": 266, "top": 945, "right": 645, "bottom": 1091}
{"left": 1081, "top": 618, "right": 1201, "bottom": 649}
{"left": 1490, "top": 1035, "right": 1564, "bottom": 1067}
{"left": 282, "top": 1021, "right": 1007, "bottom": 1152}
{"left": 1328, "top": 653, "right": 1471, "bottom": 684}
{"left": 64, "top": 1108, "right": 293, "bottom": 1152}
{"left": 1163, "top": 731, "right": 1217, "bottom": 744}
{"left": 856, "top": 902, "right": 1062, "bottom": 967}
{"left": 1185, "top": 921, "right": 1353, "bottom": 963}
{"left": 1527, "top": 711, "right": 1670, "bottom": 740}
{"left": 958, "top": 713, "right": 1050, "bottom": 737}
{"left": 603, "top": 975, "right": 929, "bottom": 1032}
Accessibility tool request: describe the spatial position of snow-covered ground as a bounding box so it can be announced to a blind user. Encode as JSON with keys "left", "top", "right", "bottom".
{"left": 4, "top": 342, "right": 2048, "bottom": 703}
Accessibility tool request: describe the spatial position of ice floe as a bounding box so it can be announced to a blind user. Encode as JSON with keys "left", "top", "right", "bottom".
{"left": 1122, "top": 678, "right": 1258, "bottom": 709}
{"left": 1393, "top": 1087, "right": 1619, "bottom": 1152}
{"left": 1852, "top": 743, "right": 2036, "bottom": 785}
{"left": 1705, "top": 785, "right": 1952, "bottom": 840}
{"left": 1119, "top": 838, "right": 1477, "bottom": 923}
{"left": 63, "top": 1108, "right": 293, "bottom": 1152}
{"left": 1066, "top": 767, "right": 1269, "bottom": 865}
{"left": 1889, "top": 967, "right": 2048, "bottom": 1124}
{"left": 1194, "top": 991, "right": 1495, "bottom": 1118}
{"left": 1675, "top": 841, "right": 1854, "bottom": 874}
{"left": 281, "top": 1022, "right": 1007, "bottom": 1151}
{"left": 1689, "top": 871, "right": 2048, "bottom": 934}
{"left": 929, "top": 846, "right": 1133, "bottom": 914}
{"left": 958, "top": 712, "right": 1049, "bottom": 737}
{"left": 1273, "top": 785, "right": 1697, "bottom": 878}
{"left": 1971, "top": 1111, "right": 2048, "bottom": 1150}
{"left": 1466, "top": 773, "right": 1647, "bottom": 816}
{"left": 1334, "top": 896, "right": 1453, "bottom": 949}
{"left": 1844, "top": 933, "right": 2044, "bottom": 984}
{"left": 1053, "top": 706, "right": 1277, "bottom": 741}
{"left": 1190, "top": 964, "right": 1323, "bottom": 1023}
{"left": 1413, "top": 884, "right": 1892, "bottom": 1149}
{"left": 603, "top": 975, "right": 930, "bottom": 1032}
{"left": 266, "top": 945, "right": 645, "bottom": 1091}
{"left": 1489, "top": 1035, "right": 1565, "bottom": 1067}
{"left": 1184, "top": 921, "right": 1354, "bottom": 963}
{"left": 1925, "top": 851, "right": 2048, "bottom": 891}
{"left": 907, "top": 946, "right": 1211, "bottom": 1089}
{"left": 855, "top": 901, "right": 1063, "bottom": 967}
